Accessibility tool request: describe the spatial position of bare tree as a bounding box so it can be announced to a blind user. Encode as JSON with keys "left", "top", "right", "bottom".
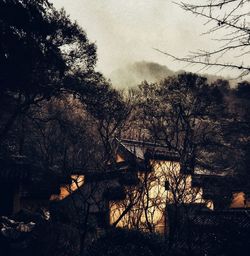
{"left": 157, "top": 0, "right": 250, "bottom": 78}
{"left": 113, "top": 73, "right": 233, "bottom": 245}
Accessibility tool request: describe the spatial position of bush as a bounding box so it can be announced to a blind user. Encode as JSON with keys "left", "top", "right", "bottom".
{"left": 32, "top": 222, "right": 80, "bottom": 256}
{"left": 85, "top": 228, "right": 167, "bottom": 256}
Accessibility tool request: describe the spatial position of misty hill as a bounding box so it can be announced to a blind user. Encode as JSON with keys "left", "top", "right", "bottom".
{"left": 109, "top": 61, "right": 235, "bottom": 89}
{"left": 109, "top": 61, "right": 175, "bottom": 89}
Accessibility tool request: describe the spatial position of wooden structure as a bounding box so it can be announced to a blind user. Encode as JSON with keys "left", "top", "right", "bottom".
{"left": 0, "top": 155, "right": 69, "bottom": 216}
{"left": 49, "top": 138, "right": 250, "bottom": 238}
{"left": 111, "top": 139, "right": 250, "bottom": 233}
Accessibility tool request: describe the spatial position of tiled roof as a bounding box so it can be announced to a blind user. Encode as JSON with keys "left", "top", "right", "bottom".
{"left": 118, "top": 139, "right": 179, "bottom": 161}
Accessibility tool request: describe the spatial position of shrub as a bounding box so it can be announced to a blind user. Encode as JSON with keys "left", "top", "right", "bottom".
{"left": 85, "top": 228, "right": 167, "bottom": 256}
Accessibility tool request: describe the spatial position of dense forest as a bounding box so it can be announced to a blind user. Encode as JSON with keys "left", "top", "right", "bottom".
{"left": 0, "top": 1, "right": 250, "bottom": 256}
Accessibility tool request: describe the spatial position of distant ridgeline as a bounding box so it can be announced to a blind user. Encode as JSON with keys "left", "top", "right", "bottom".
{"left": 109, "top": 61, "right": 238, "bottom": 89}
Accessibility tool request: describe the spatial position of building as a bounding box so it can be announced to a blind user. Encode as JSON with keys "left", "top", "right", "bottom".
{"left": 110, "top": 139, "right": 206, "bottom": 233}
{"left": 111, "top": 138, "right": 250, "bottom": 233}
{"left": 49, "top": 138, "right": 250, "bottom": 237}
{"left": 0, "top": 155, "right": 69, "bottom": 216}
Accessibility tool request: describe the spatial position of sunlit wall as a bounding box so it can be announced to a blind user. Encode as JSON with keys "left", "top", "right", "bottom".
{"left": 110, "top": 160, "right": 205, "bottom": 233}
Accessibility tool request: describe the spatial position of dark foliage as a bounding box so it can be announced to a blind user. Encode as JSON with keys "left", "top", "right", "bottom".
{"left": 0, "top": 1, "right": 250, "bottom": 255}
{"left": 0, "top": 0, "right": 97, "bottom": 145}
{"left": 0, "top": 219, "right": 80, "bottom": 256}
{"left": 85, "top": 228, "right": 167, "bottom": 256}
{"left": 32, "top": 222, "right": 80, "bottom": 256}
{"left": 0, "top": 0, "right": 96, "bottom": 95}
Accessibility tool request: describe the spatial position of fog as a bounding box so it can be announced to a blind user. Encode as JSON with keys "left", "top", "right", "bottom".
{"left": 50, "top": 0, "right": 250, "bottom": 87}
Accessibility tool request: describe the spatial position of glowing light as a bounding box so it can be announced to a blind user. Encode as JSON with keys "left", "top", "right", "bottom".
{"left": 230, "top": 192, "right": 250, "bottom": 208}
{"left": 50, "top": 175, "right": 84, "bottom": 201}
{"left": 110, "top": 160, "right": 206, "bottom": 233}
{"left": 116, "top": 154, "right": 125, "bottom": 163}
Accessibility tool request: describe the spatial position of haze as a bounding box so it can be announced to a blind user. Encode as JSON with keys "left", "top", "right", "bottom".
{"left": 50, "top": 0, "right": 250, "bottom": 86}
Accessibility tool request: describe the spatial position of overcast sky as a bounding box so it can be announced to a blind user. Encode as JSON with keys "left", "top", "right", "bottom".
{"left": 50, "top": 0, "right": 249, "bottom": 81}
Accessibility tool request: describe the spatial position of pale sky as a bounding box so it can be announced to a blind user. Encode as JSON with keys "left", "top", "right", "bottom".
{"left": 50, "top": 0, "right": 249, "bottom": 81}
